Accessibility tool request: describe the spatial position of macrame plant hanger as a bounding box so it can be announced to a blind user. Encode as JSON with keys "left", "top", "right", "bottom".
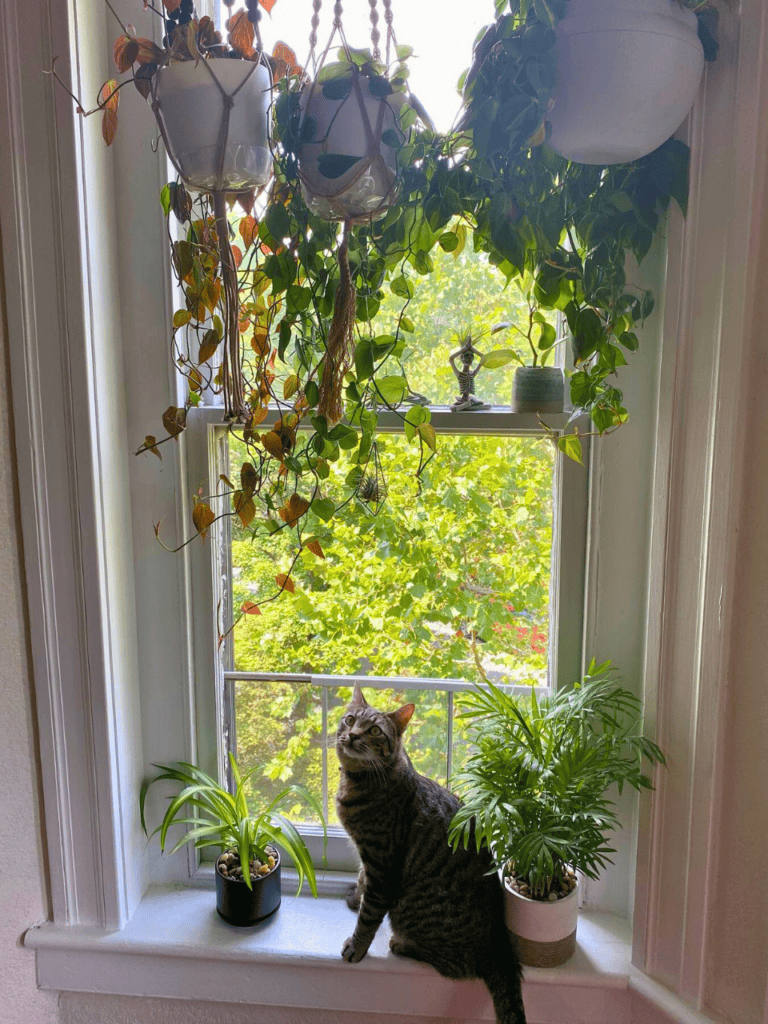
{"left": 150, "top": 0, "right": 271, "bottom": 421}
{"left": 304, "top": 0, "right": 398, "bottom": 425}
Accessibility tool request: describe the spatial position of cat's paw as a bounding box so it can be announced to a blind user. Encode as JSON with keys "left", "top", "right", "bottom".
{"left": 345, "top": 883, "right": 362, "bottom": 912}
{"left": 341, "top": 936, "right": 367, "bottom": 963}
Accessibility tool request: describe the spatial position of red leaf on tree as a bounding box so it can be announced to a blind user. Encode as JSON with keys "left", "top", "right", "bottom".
{"left": 259, "top": 0, "right": 277, "bottom": 13}
{"left": 241, "top": 601, "right": 262, "bottom": 615}
{"left": 275, "top": 573, "right": 295, "bottom": 594}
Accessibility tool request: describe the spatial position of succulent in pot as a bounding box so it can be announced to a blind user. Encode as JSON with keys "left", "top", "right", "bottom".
{"left": 140, "top": 754, "right": 327, "bottom": 926}
{"left": 449, "top": 661, "right": 665, "bottom": 967}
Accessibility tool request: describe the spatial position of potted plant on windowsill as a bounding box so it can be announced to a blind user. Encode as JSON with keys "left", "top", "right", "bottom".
{"left": 478, "top": 300, "right": 565, "bottom": 414}
{"left": 448, "top": 661, "right": 665, "bottom": 967}
{"left": 140, "top": 754, "right": 326, "bottom": 926}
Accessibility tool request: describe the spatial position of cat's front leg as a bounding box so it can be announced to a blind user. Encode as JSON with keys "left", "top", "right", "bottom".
{"left": 340, "top": 864, "right": 391, "bottom": 963}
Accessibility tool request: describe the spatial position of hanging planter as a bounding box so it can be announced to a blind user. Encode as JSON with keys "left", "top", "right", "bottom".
{"left": 546, "top": 0, "right": 705, "bottom": 165}
{"left": 297, "top": 66, "right": 407, "bottom": 222}
{"left": 152, "top": 57, "right": 272, "bottom": 193}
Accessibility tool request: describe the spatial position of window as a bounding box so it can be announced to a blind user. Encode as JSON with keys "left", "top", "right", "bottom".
{"left": 184, "top": 240, "right": 589, "bottom": 871}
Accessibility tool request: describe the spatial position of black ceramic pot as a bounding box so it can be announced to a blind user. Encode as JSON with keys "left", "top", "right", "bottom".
{"left": 215, "top": 848, "right": 281, "bottom": 926}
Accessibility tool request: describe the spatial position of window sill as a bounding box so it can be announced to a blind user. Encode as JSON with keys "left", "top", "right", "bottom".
{"left": 27, "top": 884, "right": 633, "bottom": 1022}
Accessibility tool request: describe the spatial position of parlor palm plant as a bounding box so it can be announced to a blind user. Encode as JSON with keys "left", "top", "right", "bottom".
{"left": 449, "top": 662, "right": 665, "bottom": 899}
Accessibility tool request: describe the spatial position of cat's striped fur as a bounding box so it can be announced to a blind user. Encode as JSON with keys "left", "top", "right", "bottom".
{"left": 336, "top": 684, "right": 526, "bottom": 1024}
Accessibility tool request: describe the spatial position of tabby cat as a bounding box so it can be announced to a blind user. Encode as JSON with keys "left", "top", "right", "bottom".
{"left": 336, "top": 684, "right": 526, "bottom": 1024}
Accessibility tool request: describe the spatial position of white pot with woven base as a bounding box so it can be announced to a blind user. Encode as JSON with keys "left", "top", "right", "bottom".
{"left": 298, "top": 77, "right": 406, "bottom": 222}
{"left": 504, "top": 876, "right": 579, "bottom": 968}
{"left": 547, "top": 0, "right": 704, "bottom": 164}
{"left": 152, "top": 58, "right": 272, "bottom": 192}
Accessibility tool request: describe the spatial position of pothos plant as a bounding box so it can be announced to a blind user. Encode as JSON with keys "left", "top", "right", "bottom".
{"left": 450, "top": 0, "right": 717, "bottom": 461}
{"left": 51, "top": 0, "right": 274, "bottom": 147}
{"left": 137, "top": 41, "right": 451, "bottom": 627}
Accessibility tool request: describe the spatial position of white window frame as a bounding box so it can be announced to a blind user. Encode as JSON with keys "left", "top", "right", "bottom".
{"left": 4, "top": 0, "right": 767, "bottom": 1018}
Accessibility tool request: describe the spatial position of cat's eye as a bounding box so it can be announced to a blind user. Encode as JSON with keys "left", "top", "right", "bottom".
{"left": 344, "top": 715, "right": 355, "bottom": 726}
{"left": 369, "top": 725, "right": 381, "bottom": 736}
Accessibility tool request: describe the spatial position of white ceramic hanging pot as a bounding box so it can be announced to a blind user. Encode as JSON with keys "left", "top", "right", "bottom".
{"left": 152, "top": 58, "right": 272, "bottom": 192}
{"left": 546, "top": 0, "right": 704, "bottom": 165}
{"left": 297, "top": 75, "right": 406, "bottom": 222}
{"left": 504, "top": 875, "right": 579, "bottom": 968}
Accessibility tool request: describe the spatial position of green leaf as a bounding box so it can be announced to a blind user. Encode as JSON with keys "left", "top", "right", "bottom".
{"left": 311, "top": 497, "right": 336, "bottom": 522}
{"left": 160, "top": 183, "right": 172, "bottom": 217}
{"left": 479, "top": 348, "right": 521, "bottom": 369}
{"left": 376, "top": 375, "right": 408, "bottom": 406}
{"left": 382, "top": 128, "right": 401, "bottom": 148}
{"left": 558, "top": 433, "right": 584, "bottom": 464}
{"left": 404, "top": 403, "right": 429, "bottom": 442}
{"left": 320, "top": 77, "right": 354, "bottom": 101}
{"left": 265, "top": 203, "right": 290, "bottom": 241}
{"left": 316, "top": 153, "right": 362, "bottom": 179}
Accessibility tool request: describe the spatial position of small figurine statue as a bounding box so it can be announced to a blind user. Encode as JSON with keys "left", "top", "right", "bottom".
{"left": 449, "top": 332, "right": 490, "bottom": 412}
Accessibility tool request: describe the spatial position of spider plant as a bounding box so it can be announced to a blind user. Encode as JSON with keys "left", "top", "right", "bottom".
{"left": 448, "top": 661, "right": 666, "bottom": 899}
{"left": 140, "top": 753, "right": 327, "bottom": 893}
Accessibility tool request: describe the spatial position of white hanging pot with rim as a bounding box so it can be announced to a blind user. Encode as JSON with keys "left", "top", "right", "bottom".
{"left": 297, "top": 73, "right": 406, "bottom": 222}
{"left": 504, "top": 874, "right": 579, "bottom": 968}
{"left": 151, "top": 57, "right": 273, "bottom": 193}
{"left": 546, "top": 0, "right": 705, "bottom": 165}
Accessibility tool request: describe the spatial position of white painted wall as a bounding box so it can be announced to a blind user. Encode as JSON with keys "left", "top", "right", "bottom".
{"left": 0, "top": 227, "right": 59, "bottom": 1024}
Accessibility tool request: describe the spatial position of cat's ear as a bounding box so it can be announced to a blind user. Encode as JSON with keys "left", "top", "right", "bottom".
{"left": 388, "top": 703, "right": 415, "bottom": 735}
{"left": 350, "top": 682, "right": 369, "bottom": 707}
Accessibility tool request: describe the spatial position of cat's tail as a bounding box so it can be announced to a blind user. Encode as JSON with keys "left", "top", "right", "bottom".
{"left": 480, "top": 949, "right": 526, "bottom": 1024}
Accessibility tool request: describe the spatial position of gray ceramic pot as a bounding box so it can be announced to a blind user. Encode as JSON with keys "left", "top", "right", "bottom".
{"left": 512, "top": 367, "right": 565, "bottom": 414}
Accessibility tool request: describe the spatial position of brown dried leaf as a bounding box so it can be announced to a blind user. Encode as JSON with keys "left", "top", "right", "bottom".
{"left": 262, "top": 430, "right": 285, "bottom": 461}
{"left": 135, "top": 38, "right": 165, "bottom": 65}
{"left": 114, "top": 35, "right": 139, "bottom": 72}
{"left": 231, "top": 245, "right": 243, "bottom": 268}
{"left": 240, "top": 462, "right": 258, "bottom": 494}
{"left": 271, "top": 41, "right": 302, "bottom": 80}
{"left": 259, "top": 0, "right": 277, "bottom": 13}
{"left": 238, "top": 190, "right": 256, "bottom": 216}
{"left": 251, "top": 330, "right": 270, "bottom": 357}
{"left": 134, "top": 63, "right": 156, "bottom": 101}
{"left": 102, "top": 107, "right": 118, "bottom": 146}
{"left": 202, "top": 277, "right": 222, "bottom": 315}
{"left": 144, "top": 435, "right": 162, "bottom": 460}
{"left": 305, "top": 539, "right": 325, "bottom": 559}
{"left": 198, "top": 330, "right": 220, "bottom": 364}
{"left": 192, "top": 501, "right": 216, "bottom": 539}
{"left": 162, "top": 405, "right": 186, "bottom": 440}
{"left": 228, "top": 10, "right": 255, "bottom": 58}
{"left": 163, "top": 0, "right": 181, "bottom": 10}
{"left": 241, "top": 601, "right": 261, "bottom": 615}
{"left": 239, "top": 216, "right": 258, "bottom": 249}
{"left": 233, "top": 490, "right": 256, "bottom": 527}
{"left": 279, "top": 494, "right": 310, "bottom": 527}
{"left": 275, "top": 573, "right": 295, "bottom": 594}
